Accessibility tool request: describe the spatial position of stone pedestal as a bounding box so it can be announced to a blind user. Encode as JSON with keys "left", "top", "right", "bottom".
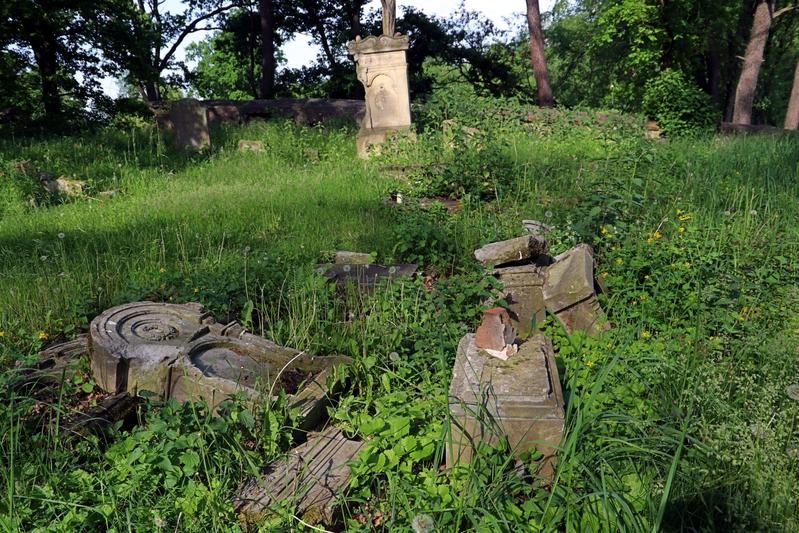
{"left": 448, "top": 333, "right": 565, "bottom": 477}
{"left": 170, "top": 98, "right": 210, "bottom": 152}
{"left": 347, "top": 35, "right": 412, "bottom": 157}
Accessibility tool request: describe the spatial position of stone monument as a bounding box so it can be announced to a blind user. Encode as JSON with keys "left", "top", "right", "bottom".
{"left": 347, "top": 0, "right": 412, "bottom": 157}
{"left": 170, "top": 98, "right": 211, "bottom": 152}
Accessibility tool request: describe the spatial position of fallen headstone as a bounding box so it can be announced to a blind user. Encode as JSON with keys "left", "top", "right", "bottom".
{"left": 41, "top": 175, "right": 85, "bottom": 197}
{"left": 235, "top": 426, "right": 366, "bottom": 527}
{"left": 89, "top": 302, "right": 350, "bottom": 425}
{"left": 474, "top": 236, "right": 549, "bottom": 267}
{"left": 448, "top": 333, "right": 564, "bottom": 478}
{"left": 62, "top": 392, "right": 139, "bottom": 437}
{"left": 543, "top": 244, "right": 610, "bottom": 336}
{"left": 170, "top": 98, "right": 211, "bottom": 152}
{"left": 334, "top": 251, "right": 373, "bottom": 265}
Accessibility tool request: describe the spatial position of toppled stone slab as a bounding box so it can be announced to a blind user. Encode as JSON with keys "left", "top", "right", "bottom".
{"left": 235, "top": 426, "right": 366, "bottom": 527}
{"left": 492, "top": 265, "right": 547, "bottom": 340}
{"left": 89, "top": 302, "right": 350, "bottom": 424}
{"left": 543, "top": 244, "right": 610, "bottom": 336}
{"left": 89, "top": 302, "right": 212, "bottom": 395}
{"left": 334, "top": 251, "right": 373, "bottom": 265}
{"left": 474, "top": 236, "right": 549, "bottom": 267}
{"left": 448, "top": 333, "right": 564, "bottom": 477}
{"left": 317, "top": 264, "right": 418, "bottom": 291}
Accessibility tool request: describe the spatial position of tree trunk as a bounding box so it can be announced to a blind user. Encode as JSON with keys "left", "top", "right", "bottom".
{"left": 785, "top": 61, "right": 799, "bottom": 129}
{"left": 259, "top": 0, "right": 275, "bottom": 99}
{"left": 142, "top": 80, "right": 161, "bottom": 102}
{"left": 30, "top": 35, "right": 61, "bottom": 118}
{"left": 732, "top": 0, "right": 775, "bottom": 125}
{"left": 525, "top": 0, "right": 554, "bottom": 107}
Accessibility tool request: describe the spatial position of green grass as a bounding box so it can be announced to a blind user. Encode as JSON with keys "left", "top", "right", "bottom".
{"left": 1, "top": 106, "right": 799, "bottom": 531}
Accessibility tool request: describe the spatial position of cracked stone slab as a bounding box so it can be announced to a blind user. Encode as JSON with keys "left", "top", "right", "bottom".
{"left": 474, "top": 235, "right": 549, "bottom": 267}
{"left": 543, "top": 244, "right": 610, "bottom": 336}
{"left": 235, "top": 426, "right": 366, "bottom": 527}
{"left": 448, "top": 333, "right": 564, "bottom": 477}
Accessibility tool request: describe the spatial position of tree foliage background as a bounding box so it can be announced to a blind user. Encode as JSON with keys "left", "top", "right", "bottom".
{"left": 0, "top": 0, "right": 797, "bottom": 131}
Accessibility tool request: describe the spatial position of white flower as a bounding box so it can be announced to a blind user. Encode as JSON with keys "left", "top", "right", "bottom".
{"left": 411, "top": 514, "right": 435, "bottom": 533}
{"left": 389, "top": 351, "right": 400, "bottom": 362}
{"left": 749, "top": 209, "right": 758, "bottom": 216}
{"left": 544, "top": 210, "right": 553, "bottom": 219}
{"left": 57, "top": 232, "right": 65, "bottom": 239}
{"left": 40, "top": 255, "right": 48, "bottom": 262}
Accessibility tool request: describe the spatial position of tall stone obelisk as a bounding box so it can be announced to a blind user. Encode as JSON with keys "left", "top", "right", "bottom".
{"left": 347, "top": 1, "right": 412, "bottom": 157}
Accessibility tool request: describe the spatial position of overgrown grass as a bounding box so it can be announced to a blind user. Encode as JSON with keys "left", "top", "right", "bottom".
{"left": 1, "top": 104, "right": 798, "bottom": 531}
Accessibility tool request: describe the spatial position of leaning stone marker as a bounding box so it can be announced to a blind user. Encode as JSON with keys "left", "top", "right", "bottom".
{"left": 235, "top": 426, "right": 366, "bottom": 527}
{"left": 474, "top": 235, "right": 549, "bottom": 267}
{"left": 543, "top": 244, "right": 610, "bottom": 336}
{"left": 448, "top": 333, "right": 565, "bottom": 477}
{"left": 170, "top": 98, "right": 210, "bottom": 152}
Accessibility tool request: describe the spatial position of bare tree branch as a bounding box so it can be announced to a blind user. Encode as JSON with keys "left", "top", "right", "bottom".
{"left": 157, "top": 3, "right": 239, "bottom": 72}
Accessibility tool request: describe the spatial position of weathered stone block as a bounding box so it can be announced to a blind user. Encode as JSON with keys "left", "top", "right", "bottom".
{"left": 235, "top": 427, "right": 366, "bottom": 527}
{"left": 474, "top": 235, "right": 549, "bottom": 267}
{"left": 493, "top": 264, "right": 547, "bottom": 339}
{"left": 170, "top": 98, "right": 210, "bottom": 152}
{"left": 448, "top": 333, "right": 565, "bottom": 477}
{"left": 543, "top": 244, "right": 610, "bottom": 336}
{"left": 89, "top": 302, "right": 212, "bottom": 395}
{"left": 237, "top": 140, "right": 265, "bottom": 153}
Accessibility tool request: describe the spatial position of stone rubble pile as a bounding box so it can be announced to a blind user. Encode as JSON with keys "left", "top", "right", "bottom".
{"left": 448, "top": 225, "right": 612, "bottom": 476}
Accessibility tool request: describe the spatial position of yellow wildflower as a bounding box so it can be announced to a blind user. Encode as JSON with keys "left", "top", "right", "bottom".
{"left": 653, "top": 230, "right": 662, "bottom": 240}
{"left": 600, "top": 271, "right": 609, "bottom": 278}
{"left": 640, "top": 331, "right": 652, "bottom": 340}
{"left": 193, "top": 287, "right": 200, "bottom": 294}
{"left": 0, "top": 330, "right": 5, "bottom": 337}
{"left": 38, "top": 332, "right": 49, "bottom": 340}
{"left": 600, "top": 226, "right": 610, "bottom": 236}
{"left": 676, "top": 208, "right": 684, "bottom": 215}
{"left": 678, "top": 214, "right": 692, "bottom": 221}
{"left": 684, "top": 261, "right": 692, "bottom": 268}
{"left": 640, "top": 294, "right": 648, "bottom": 302}
{"left": 586, "top": 360, "right": 594, "bottom": 368}
{"left": 678, "top": 226, "right": 686, "bottom": 233}
{"left": 159, "top": 267, "right": 166, "bottom": 273}
{"left": 615, "top": 257, "right": 624, "bottom": 265}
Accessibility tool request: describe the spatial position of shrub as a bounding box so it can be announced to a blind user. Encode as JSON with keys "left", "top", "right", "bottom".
{"left": 643, "top": 69, "right": 717, "bottom": 137}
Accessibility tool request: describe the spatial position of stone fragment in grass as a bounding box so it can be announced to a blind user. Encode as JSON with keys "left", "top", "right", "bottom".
{"left": 448, "top": 333, "right": 565, "bottom": 478}
{"left": 492, "top": 264, "right": 547, "bottom": 340}
{"left": 237, "top": 140, "right": 265, "bottom": 153}
{"left": 543, "top": 244, "right": 610, "bottom": 336}
{"left": 234, "top": 426, "right": 366, "bottom": 527}
{"left": 40, "top": 175, "right": 85, "bottom": 197}
{"left": 170, "top": 98, "right": 210, "bottom": 152}
{"left": 474, "top": 235, "right": 549, "bottom": 267}
{"left": 787, "top": 385, "right": 799, "bottom": 401}
{"left": 334, "top": 251, "right": 373, "bottom": 265}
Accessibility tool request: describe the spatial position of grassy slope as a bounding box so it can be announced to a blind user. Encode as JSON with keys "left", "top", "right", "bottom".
{"left": 1, "top": 114, "right": 798, "bottom": 531}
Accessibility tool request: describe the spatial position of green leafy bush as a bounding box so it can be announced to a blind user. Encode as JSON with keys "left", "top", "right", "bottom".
{"left": 643, "top": 69, "right": 717, "bottom": 137}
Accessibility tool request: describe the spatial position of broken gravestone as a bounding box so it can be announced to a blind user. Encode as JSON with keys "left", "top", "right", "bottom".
{"left": 448, "top": 333, "right": 565, "bottom": 478}
{"left": 235, "top": 426, "right": 366, "bottom": 527}
{"left": 474, "top": 236, "right": 549, "bottom": 267}
{"left": 89, "top": 302, "right": 349, "bottom": 424}
{"left": 492, "top": 264, "right": 548, "bottom": 339}
{"left": 170, "top": 98, "right": 211, "bottom": 152}
{"left": 238, "top": 140, "right": 265, "bottom": 153}
{"left": 542, "top": 244, "right": 610, "bottom": 336}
